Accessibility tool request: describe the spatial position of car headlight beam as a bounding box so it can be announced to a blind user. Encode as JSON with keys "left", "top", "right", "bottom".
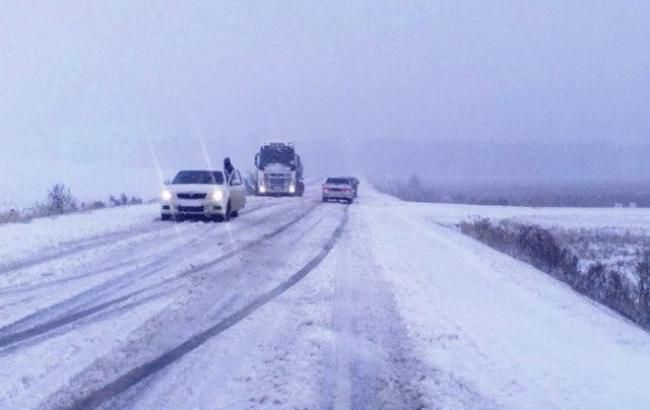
{"left": 212, "top": 190, "right": 224, "bottom": 201}
{"left": 161, "top": 190, "right": 173, "bottom": 201}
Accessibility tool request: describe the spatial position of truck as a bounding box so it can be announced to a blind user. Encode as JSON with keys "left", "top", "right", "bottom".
{"left": 254, "top": 142, "right": 305, "bottom": 196}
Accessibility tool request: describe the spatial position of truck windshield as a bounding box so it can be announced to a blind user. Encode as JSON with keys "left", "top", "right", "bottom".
{"left": 260, "top": 147, "right": 296, "bottom": 168}
{"left": 172, "top": 171, "right": 224, "bottom": 185}
{"left": 326, "top": 178, "right": 351, "bottom": 185}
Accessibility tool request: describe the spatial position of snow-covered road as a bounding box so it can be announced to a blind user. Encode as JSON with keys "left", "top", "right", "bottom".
{"left": 1, "top": 188, "right": 649, "bottom": 409}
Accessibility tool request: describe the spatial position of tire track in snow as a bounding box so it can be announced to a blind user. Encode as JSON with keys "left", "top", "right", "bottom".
{"left": 59, "top": 206, "right": 349, "bottom": 410}
{"left": 99, "top": 216, "right": 330, "bottom": 410}
{"left": 0, "top": 203, "right": 284, "bottom": 335}
{"left": 0, "top": 201, "right": 281, "bottom": 297}
{"left": 0, "top": 201, "right": 322, "bottom": 352}
{"left": 0, "top": 219, "right": 177, "bottom": 276}
{"left": 0, "top": 201, "right": 276, "bottom": 277}
{"left": 320, "top": 213, "right": 425, "bottom": 410}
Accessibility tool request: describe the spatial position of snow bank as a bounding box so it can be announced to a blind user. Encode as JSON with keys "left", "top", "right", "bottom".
{"left": 0, "top": 204, "right": 159, "bottom": 265}
{"left": 357, "top": 187, "right": 650, "bottom": 409}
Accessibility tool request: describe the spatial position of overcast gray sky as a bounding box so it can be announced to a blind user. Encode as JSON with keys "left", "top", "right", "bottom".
{"left": 1, "top": 1, "right": 649, "bottom": 203}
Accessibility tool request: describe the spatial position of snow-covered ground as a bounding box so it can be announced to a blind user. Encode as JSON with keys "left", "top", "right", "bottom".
{"left": 387, "top": 199, "right": 650, "bottom": 232}
{"left": 413, "top": 199, "right": 650, "bottom": 290}
{"left": 415, "top": 198, "right": 650, "bottom": 295}
{"left": 359, "top": 189, "right": 650, "bottom": 409}
{"left": 1, "top": 186, "right": 649, "bottom": 409}
{"left": 0, "top": 204, "right": 160, "bottom": 266}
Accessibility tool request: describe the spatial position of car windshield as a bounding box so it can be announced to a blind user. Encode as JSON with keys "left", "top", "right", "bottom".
{"left": 172, "top": 171, "right": 224, "bottom": 185}
{"left": 326, "top": 178, "right": 350, "bottom": 185}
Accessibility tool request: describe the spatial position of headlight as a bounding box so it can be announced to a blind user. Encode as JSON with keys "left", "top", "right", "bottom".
{"left": 289, "top": 184, "right": 296, "bottom": 194}
{"left": 259, "top": 185, "right": 266, "bottom": 194}
{"left": 161, "top": 190, "right": 173, "bottom": 201}
{"left": 212, "top": 190, "right": 224, "bottom": 201}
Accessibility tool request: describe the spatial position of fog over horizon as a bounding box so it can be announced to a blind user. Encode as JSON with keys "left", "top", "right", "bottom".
{"left": 1, "top": 1, "right": 649, "bottom": 205}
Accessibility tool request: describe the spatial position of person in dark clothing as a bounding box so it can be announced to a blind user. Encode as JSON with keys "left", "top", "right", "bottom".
{"left": 224, "top": 157, "right": 235, "bottom": 181}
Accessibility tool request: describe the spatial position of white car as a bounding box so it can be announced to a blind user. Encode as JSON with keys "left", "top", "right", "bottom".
{"left": 161, "top": 170, "right": 246, "bottom": 221}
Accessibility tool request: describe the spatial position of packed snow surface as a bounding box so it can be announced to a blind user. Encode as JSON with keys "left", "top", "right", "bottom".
{"left": 0, "top": 187, "right": 649, "bottom": 409}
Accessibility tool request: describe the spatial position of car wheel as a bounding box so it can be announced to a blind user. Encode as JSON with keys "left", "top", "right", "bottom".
{"left": 231, "top": 210, "right": 239, "bottom": 218}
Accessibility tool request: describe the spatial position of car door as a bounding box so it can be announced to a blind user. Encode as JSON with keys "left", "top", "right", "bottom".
{"left": 229, "top": 171, "right": 245, "bottom": 210}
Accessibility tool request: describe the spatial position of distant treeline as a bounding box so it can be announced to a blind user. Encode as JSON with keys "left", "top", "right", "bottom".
{"left": 376, "top": 175, "right": 650, "bottom": 208}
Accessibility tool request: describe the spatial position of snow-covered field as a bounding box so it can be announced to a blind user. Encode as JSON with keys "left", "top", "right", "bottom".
{"left": 405, "top": 201, "right": 650, "bottom": 231}
{"left": 414, "top": 200, "right": 650, "bottom": 288}
{"left": 1, "top": 187, "right": 649, "bottom": 409}
{"left": 417, "top": 200, "right": 650, "bottom": 302}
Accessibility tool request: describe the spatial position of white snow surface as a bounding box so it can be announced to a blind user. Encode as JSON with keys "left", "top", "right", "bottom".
{"left": 408, "top": 200, "right": 650, "bottom": 231}
{"left": 360, "top": 189, "right": 650, "bottom": 409}
{"left": 0, "top": 204, "right": 160, "bottom": 265}
{"left": 0, "top": 187, "right": 649, "bottom": 409}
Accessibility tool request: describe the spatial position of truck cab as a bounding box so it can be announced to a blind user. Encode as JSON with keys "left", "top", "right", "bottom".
{"left": 254, "top": 143, "right": 305, "bottom": 196}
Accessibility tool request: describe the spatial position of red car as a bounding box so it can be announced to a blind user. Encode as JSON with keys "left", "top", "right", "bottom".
{"left": 322, "top": 177, "right": 356, "bottom": 203}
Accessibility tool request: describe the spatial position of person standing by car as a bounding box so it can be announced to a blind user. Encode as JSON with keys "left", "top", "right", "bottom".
{"left": 224, "top": 157, "right": 235, "bottom": 180}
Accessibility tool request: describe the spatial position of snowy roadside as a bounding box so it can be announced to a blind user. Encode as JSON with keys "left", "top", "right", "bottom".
{"left": 358, "top": 187, "right": 650, "bottom": 410}
{"left": 382, "top": 188, "right": 650, "bottom": 330}
{"left": 401, "top": 201, "right": 650, "bottom": 232}
{"left": 0, "top": 204, "right": 160, "bottom": 266}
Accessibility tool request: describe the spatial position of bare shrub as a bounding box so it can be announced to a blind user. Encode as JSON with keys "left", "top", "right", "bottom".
{"left": 461, "top": 219, "right": 579, "bottom": 282}
{"left": 109, "top": 194, "right": 130, "bottom": 206}
{"left": 0, "top": 187, "right": 144, "bottom": 226}
{"left": 0, "top": 209, "right": 31, "bottom": 224}
{"left": 516, "top": 224, "right": 579, "bottom": 282}
{"left": 42, "top": 184, "right": 78, "bottom": 215}
{"left": 86, "top": 201, "right": 107, "bottom": 210}
{"left": 579, "top": 263, "right": 637, "bottom": 321}
{"left": 109, "top": 194, "right": 143, "bottom": 207}
{"left": 638, "top": 252, "right": 650, "bottom": 325}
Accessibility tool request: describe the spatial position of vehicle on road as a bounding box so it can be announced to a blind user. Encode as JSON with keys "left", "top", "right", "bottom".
{"left": 254, "top": 142, "right": 305, "bottom": 196}
{"left": 161, "top": 169, "right": 246, "bottom": 221}
{"left": 322, "top": 177, "right": 356, "bottom": 203}
{"left": 347, "top": 177, "right": 360, "bottom": 197}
